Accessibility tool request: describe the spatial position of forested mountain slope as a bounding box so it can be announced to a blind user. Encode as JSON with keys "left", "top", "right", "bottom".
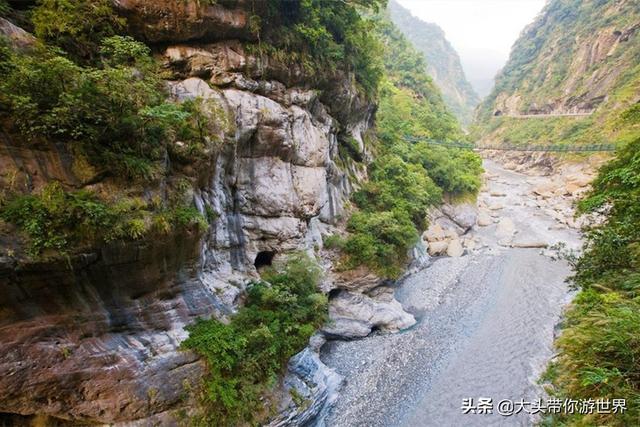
{"left": 389, "top": 0, "right": 479, "bottom": 127}
{"left": 476, "top": 0, "right": 640, "bottom": 148}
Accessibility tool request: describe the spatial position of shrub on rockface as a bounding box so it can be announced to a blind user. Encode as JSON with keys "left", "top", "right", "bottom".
{"left": 0, "top": 25, "right": 223, "bottom": 258}
{"left": 344, "top": 209, "right": 419, "bottom": 278}
{"left": 353, "top": 155, "right": 442, "bottom": 227}
{"left": 0, "top": 182, "right": 207, "bottom": 256}
{"left": 182, "top": 254, "right": 328, "bottom": 426}
{"left": 31, "top": 0, "right": 125, "bottom": 63}
{"left": 0, "top": 0, "right": 10, "bottom": 16}
{"left": 544, "top": 137, "right": 640, "bottom": 426}
{"left": 341, "top": 154, "right": 441, "bottom": 278}
{"left": 253, "top": 0, "right": 386, "bottom": 98}
{"left": 0, "top": 36, "right": 215, "bottom": 180}
{"left": 407, "top": 143, "right": 483, "bottom": 195}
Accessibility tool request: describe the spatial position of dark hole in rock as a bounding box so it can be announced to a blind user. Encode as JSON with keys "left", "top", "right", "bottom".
{"left": 254, "top": 251, "right": 276, "bottom": 269}
{"left": 328, "top": 288, "right": 342, "bottom": 299}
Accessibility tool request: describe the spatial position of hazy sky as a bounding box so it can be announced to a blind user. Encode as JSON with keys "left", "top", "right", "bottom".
{"left": 396, "top": 0, "right": 547, "bottom": 97}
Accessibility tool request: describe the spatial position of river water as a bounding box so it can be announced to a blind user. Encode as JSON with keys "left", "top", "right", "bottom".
{"left": 319, "top": 160, "right": 582, "bottom": 427}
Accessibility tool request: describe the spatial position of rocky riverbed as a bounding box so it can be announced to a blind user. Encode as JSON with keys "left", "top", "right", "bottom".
{"left": 316, "top": 158, "right": 587, "bottom": 426}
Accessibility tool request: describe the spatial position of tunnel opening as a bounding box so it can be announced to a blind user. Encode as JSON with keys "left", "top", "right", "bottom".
{"left": 328, "top": 288, "right": 342, "bottom": 299}
{"left": 254, "top": 251, "right": 276, "bottom": 270}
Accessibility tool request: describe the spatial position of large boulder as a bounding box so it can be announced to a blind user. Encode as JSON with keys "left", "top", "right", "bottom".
{"left": 446, "top": 239, "right": 464, "bottom": 257}
{"left": 330, "top": 266, "right": 383, "bottom": 293}
{"left": 477, "top": 211, "right": 493, "bottom": 227}
{"left": 532, "top": 183, "right": 557, "bottom": 199}
{"left": 423, "top": 224, "right": 446, "bottom": 242}
{"left": 323, "top": 290, "right": 416, "bottom": 339}
{"left": 440, "top": 203, "right": 478, "bottom": 232}
{"left": 427, "top": 241, "right": 449, "bottom": 256}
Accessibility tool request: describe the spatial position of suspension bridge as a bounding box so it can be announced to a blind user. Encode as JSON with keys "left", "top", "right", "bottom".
{"left": 404, "top": 137, "right": 617, "bottom": 152}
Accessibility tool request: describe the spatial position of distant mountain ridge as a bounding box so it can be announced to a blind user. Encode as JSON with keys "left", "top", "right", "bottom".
{"left": 389, "top": 0, "right": 480, "bottom": 126}
{"left": 476, "top": 0, "right": 640, "bottom": 147}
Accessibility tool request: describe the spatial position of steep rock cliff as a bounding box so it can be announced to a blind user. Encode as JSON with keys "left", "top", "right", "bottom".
{"left": 476, "top": 0, "right": 640, "bottom": 148}
{"left": 0, "top": 1, "right": 383, "bottom": 424}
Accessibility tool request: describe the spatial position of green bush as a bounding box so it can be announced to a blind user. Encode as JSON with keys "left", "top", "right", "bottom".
{"left": 323, "top": 234, "right": 346, "bottom": 250}
{"left": 544, "top": 138, "right": 640, "bottom": 426}
{"left": 353, "top": 155, "right": 441, "bottom": 227}
{"left": 0, "top": 0, "right": 10, "bottom": 16}
{"left": 408, "top": 143, "right": 483, "bottom": 195}
{"left": 99, "top": 35, "right": 152, "bottom": 67}
{"left": 182, "top": 254, "right": 328, "bottom": 426}
{"left": 1, "top": 182, "right": 115, "bottom": 255}
{"left": 344, "top": 210, "right": 419, "bottom": 278}
{"left": 258, "top": 0, "right": 386, "bottom": 98}
{"left": 0, "top": 38, "right": 213, "bottom": 180}
{"left": 343, "top": 155, "right": 441, "bottom": 278}
{"left": 31, "top": 0, "right": 125, "bottom": 62}
{"left": 0, "top": 182, "right": 207, "bottom": 256}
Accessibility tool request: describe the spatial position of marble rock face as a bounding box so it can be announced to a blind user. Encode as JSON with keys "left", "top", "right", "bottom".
{"left": 0, "top": 21, "right": 374, "bottom": 423}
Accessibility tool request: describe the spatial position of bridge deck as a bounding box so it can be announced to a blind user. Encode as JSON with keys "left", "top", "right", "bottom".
{"left": 404, "top": 137, "right": 617, "bottom": 152}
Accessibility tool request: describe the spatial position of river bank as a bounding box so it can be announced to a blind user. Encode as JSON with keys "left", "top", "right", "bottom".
{"left": 317, "top": 159, "right": 584, "bottom": 426}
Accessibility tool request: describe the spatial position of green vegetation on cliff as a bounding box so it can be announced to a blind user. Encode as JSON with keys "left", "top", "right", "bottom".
{"left": 0, "top": 182, "right": 207, "bottom": 256}
{"left": 544, "top": 134, "right": 640, "bottom": 426}
{"left": 475, "top": 0, "right": 640, "bottom": 148}
{"left": 252, "top": 0, "right": 386, "bottom": 98}
{"left": 334, "top": 14, "right": 482, "bottom": 278}
{"left": 0, "top": 2, "right": 484, "bottom": 424}
{"left": 32, "top": 0, "right": 126, "bottom": 63}
{"left": 0, "top": 0, "right": 389, "bottom": 260}
{"left": 0, "top": 2, "right": 228, "bottom": 257}
{"left": 183, "top": 254, "right": 327, "bottom": 426}
{"left": 0, "top": 34, "right": 214, "bottom": 254}
{"left": 0, "top": 34, "right": 219, "bottom": 180}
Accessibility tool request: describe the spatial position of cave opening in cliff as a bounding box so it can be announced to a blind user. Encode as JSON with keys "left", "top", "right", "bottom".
{"left": 254, "top": 251, "right": 276, "bottom": 270}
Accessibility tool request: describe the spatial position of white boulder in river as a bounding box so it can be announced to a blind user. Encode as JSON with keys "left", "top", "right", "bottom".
{"left": 496, "top": 217, "right": 516, "bottom": 239}
{"left": 428, "top": 241, "right": 449, "bottom": 256}
{"left": 423, "top": 223, "right": 446, "bottom": 242}
{"left": 446, "top": 239, "right": 464, "bottom": 257}
{"left": 323, "top": 290, "right": 416, "bottom": 339}
{"left": 439, "top": 203, "right": 478, "bottom": 232}
{"left": 477, "top": 211, "right": 492, "bottom": 227}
